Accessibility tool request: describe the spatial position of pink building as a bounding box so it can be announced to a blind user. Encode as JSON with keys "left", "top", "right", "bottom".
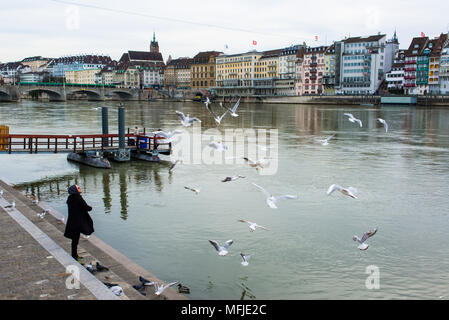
{"left": 300, "top": 46, "right": 328, "bottom": 95}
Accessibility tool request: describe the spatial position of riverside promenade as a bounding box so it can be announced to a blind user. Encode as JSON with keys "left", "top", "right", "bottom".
{"left": 0, "top": 179, "right": 187, "bottom": 300}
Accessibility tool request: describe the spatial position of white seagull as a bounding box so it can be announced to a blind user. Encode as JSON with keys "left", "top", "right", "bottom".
{"left": 377, "top": 118, "right": 388, "bottom": 132}
{"left": 209, "top": 141, "right": 228, "bottom": 151}
{"left": 175, "top": 111, "right": 201, "bottom": 127}
{"left": 153, "top": 281, "right": 179, "bottom": 296}
{"left": 204, "top": 96, "right": 211, "bottom": 108}
{"left": 37, "top": 209, "right": 50, "bottom": 219}
{"left": 0, "top": 190, "right": 3, "bottom": 197}
{"left": 243, "top": 157, "right": 269, "bottom": 171}
{"left": 252, "top": 183, "right": 297, "bottom": 209}
{"left": 222, "top": 175, "right": 245, "bottom": 182}
{"left": 184, "top": 186, "right": 200, "bottom": 194}
{"left": 344, "top": 113, "right": 363, "bottom": 127}
{"left": 240, "top": 253, "right": 251, "bottom": 266}
{"left": 152, "top": 130, "right": 182, "bottom": 143}
{"left": 316, "top": 134, "right": 335, "bottom": 146}
{"left": 238, "top": 219, "right": 269, "bottom": 232}
{"left": 209, "top": 240, "right": 233, "bottom": 256}
{"left": 353, "top": 228, "right": 378, "bottom": 250}
{"left": 214, "top": 110, "right": 228, "bottom": 125}
{"left": 4, "top": 201, "right": 15, "bottom": 209}
{"left": 220, "top": 97, "right": 241, "bottom": 117}
{"left": 327, "top": 184, "right": 358, "bottom": 199}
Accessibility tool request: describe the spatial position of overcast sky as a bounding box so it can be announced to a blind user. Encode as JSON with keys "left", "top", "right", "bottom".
{"left": 1, "top": 0, "right": 449, "bottom": 63}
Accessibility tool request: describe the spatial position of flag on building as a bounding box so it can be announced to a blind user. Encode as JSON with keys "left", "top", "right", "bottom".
{"left": 421, "top": 32, "right": 425, "bottom": 37}
{"left": 315, "top": 36, "right": 318, "bottom": 41}
{"left": 252, "top": 40, "right": 257, "bottom": 45}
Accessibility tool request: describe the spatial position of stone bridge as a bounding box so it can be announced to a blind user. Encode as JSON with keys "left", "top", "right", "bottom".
{"left": 0, "top": 85, "right": 141, "bottom": 102}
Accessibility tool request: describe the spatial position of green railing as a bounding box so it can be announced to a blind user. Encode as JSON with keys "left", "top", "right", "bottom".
{"left": 19, "top": 82, "right": 117, "bottom": 88}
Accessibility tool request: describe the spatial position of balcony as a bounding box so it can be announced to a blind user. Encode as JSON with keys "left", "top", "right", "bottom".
{"left": 405, "top": 60, "right": 416, "bottom": 65}
{"left": 310, "top": 75, "right": 317, "bottom": 80}
{"left": 404, "top": 67, "right": 416, "bottom": 72}
{"left": 404, "top": 75, "right": 416, "bottom": 80}
{"left": 403, "top": 83, "right": 415, "bottom": 87}
{"left": 310, "top": 68, "right": 317, "bottom": 74}
{"left": 310, "top": 62, "right": 317, "bottom": 67}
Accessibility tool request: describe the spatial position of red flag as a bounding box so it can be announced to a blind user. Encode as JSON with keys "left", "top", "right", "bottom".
{"left": 421, "top": 32, "right": 425, "bottom": 37}
{"left": 315, "top": 36, "right": 318, "bottom": 41}
{"left": 252, "top": 40, "right": 257, "bottom": 45}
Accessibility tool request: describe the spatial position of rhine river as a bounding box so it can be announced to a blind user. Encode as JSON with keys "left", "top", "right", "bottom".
{"left": 1, "top": 100, "right": 449, "bottom": 299}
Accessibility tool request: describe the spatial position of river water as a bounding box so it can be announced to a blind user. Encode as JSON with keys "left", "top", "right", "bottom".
{"left": 1, "top": 100, "right": 449, "bottom": 299}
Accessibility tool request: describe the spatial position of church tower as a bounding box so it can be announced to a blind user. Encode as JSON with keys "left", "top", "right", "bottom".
{"left": 150, "top": 31, "right": 159, "bottom": 53}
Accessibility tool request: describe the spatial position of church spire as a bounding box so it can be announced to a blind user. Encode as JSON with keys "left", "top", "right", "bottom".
{"left": 153, "top": 31, "right": 156, "bottom": 42}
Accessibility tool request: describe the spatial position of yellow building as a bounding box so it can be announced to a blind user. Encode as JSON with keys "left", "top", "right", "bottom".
{"left": 190, "top": 51, "right": 222, "bottom": 89}
{"left": 65, "top": 69, "right": 101, "bottom": 84}
{"left": 164, "top": 58, "right": 192, "bottom": 88}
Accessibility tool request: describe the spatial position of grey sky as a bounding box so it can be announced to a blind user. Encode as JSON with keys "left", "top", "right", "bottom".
{"left": 1, "top": 0, "right": 448, "bottom": 63}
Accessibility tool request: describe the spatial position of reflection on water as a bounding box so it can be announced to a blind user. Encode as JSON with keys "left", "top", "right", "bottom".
{"left": 2, "top": 100, "right": 449, "bottom": 299}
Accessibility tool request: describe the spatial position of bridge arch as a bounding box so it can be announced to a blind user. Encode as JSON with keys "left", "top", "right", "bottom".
{"left": 0, "top": 91, "right": 11, "bottom": 102}
{"left": 24, "top": 89, "right": 64, "bottom": 101}
{"left": 110, "top": 90, "right": 133, "bottom": 100}
{"left": 67, "top": 89, "right": 103, "bottom": 101}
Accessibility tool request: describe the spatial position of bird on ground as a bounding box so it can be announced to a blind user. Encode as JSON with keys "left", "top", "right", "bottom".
{"left": 353, "top": 228, "right": 378, "bottom": 250}
{"left": 326, "top": 184, "right": 358, "bottom": 199}
{"left": 209, "top": 141, "right": 228, "bottom": 151}
{"left": 238, "top": 219, "right": 269, "bottom": 232}
{"left": 139, "top": 276, "right": 154, "bottom": 286}
{"left": 85, "top": 263, "right": 96, "bottom": 274}
{"left": 252, "top": 183, "right": 297, "bottom": 209}
{"left": 344, "top": 113, "right": 363, "bottom": 127}
{"left": 152, "top": 130, "right": 182, "bottom": 143}
{"left": 184, "top": 186, "right": 200, "bottom": 194}
{"left": 377, "top": 118, "right": 388, "bottom": 132}
{"left": 32, "top": 199, "right": 39, "bottom": 205}
{"left": 154, "top": 281, "right": 179, "bottom": 296}
{"left": 175, "top": 111, "right": 201, "bottom": 127}
{"left": 178, "top": 283, "right": 190, "bottom": 294}
{"left": 96, "top": 262, "right": 109, "bottom": 272}
{"left": 209, "top": 240, "right": 233, "bottom": 256}
{"left": 37, "top": 209, "right": 50, "bottom": 219}
{"left": 169, "top": 160, "right": 180, "bottom": 173}
{"left": 4, "top": 201, "right": 15, "bottom": 209}
{"left": 316, "top": 134, "right": 335, "bottom": 146}
{"left": 110, "top": 285, "right": 124, "bottom": 296}
{"left": 222, "top": 175, "right": 245, "bottom": 182}
{"left": 243, "top": 157, "right": 269, "bottom": 171}
{"left": 220, "top": 97, "right": 241, "bottom": 117}
{"left": 0, "top": 190, "right": 3, "bottom": 197}
{"left": 240, "top": 253, "right": 251, "bottom": 266}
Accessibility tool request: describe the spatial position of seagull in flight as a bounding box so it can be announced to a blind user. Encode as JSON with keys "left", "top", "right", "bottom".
{"left": 353, "top": 228, "right": 378, "bottom": 250}
{"left": 4, "top": 201, "right": 15, "bottom": 209}
{"left": 209, "top": 240, "right": 233, "bottom": 256}
{"left": 327, "top": 184, "right": 358, "bottom": 199}
{"left": 175, "top": 111, "right": 201, "bottom": 127}
{"left": 222, "top": 175, "right": 245, "bottom": 182}
{"left": 152, "top": 130, "right": 182, "bottom": 143}
{"left": 209, "top": 141, "right": 228, "bottom": 151}
{"left": 153, "top": 281, "right": 179, "bottom": 296}
{"left": 243, "top": 157, "right": 269, "bottom": 171}
{"left": 344, "top": 113, "right": 362, "bottom": 127}
{"left": 377, "top": 118, "right": 388, "bottom": 132}
{"left": 316, "top": 134, "right": 335, "bottom": 146}
{"left": 184, "top": 186, "right": 200, "bottom": 194}
{"left": 240, "top": 253, "right": 251, "bottom": 266}
{"left": 220, "top": 97, "right": 241, "bottom": 117}
{"left": 252, "top": 183, "right": 297, "bottom": 209}
{"left": 238, "top": 219, "right": 269, "bottom": 232}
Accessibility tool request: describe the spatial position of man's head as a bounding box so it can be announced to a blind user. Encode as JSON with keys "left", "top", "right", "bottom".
{"left": 68, "top": 184, "right": 82, "bottom": 195}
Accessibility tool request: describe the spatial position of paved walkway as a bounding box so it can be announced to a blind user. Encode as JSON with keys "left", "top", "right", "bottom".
{"left": 0, "top": 179, "right": 187, "bottom": 300}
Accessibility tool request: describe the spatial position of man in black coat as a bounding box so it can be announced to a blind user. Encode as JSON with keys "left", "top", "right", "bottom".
{"left": 64, "top": 184, "right": 94, "bottom": 261}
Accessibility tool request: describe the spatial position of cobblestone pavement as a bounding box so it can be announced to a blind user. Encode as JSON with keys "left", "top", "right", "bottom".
{"left": 0, "top": 179, "right": 187, "bottom": 300}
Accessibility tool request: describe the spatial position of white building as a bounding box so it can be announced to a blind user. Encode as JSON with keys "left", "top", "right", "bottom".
{"left": 339, "top": 34, "right": 396, "bottom": 95}
{"left": 439, "top": 46, "right": 449, "bottom": 94}
{"left": 276, "top": 45, "right": 303, "bottom": 96}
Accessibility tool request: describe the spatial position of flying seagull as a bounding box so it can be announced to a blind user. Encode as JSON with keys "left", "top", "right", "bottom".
{"left": 243, "top": 157, "right": 269, "bottom": 171}
{"left": 221, "top": 97, "right": 241, "bottom": 117}
{"left": 377, "top": 118, "right": 388, "bottom": 132}
{"left": 184, "top": 186, "right": 200, "bottom": 194}
{"left": 353, "top": 228, "right": 378, "bottom": 250}
{"left": 327, "top": 184, "right": 358, "bottom": 199}
{"left": 214, "top": 110, "right": 228, "bottom": 125}
{"left": 153, "top": 281, "right": 179, "bottom": 296}
{"left": 4, "top": 201, "right": 15, "bottom": 209}
{"left": 238, "top": 219, "right": 269, "bottom": 232}
{"left": 175, "top": 111, "right": 201, "bottom": 127}
{"left": 222, "top": 175, "right": 245, "bottom": 182}
{"left": 316, "top": 134, "right": 335, "bottom": 146}
{"left": 240, "top": 253, "right": 251, "bottom": 266}
{"left": 209, "top": 141, "right": 228, "bottom": 151}
{"left": 209, "top": 240, "right": 233, "bottom": 256}
{"left": 252, "top": 183, "right": 297, "bottom": 209}
{"left": 152, "top": 130, "right": 182, "bottom": 143}
{"left": 344, "top": 113, "right": 363, "bottom": 127}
